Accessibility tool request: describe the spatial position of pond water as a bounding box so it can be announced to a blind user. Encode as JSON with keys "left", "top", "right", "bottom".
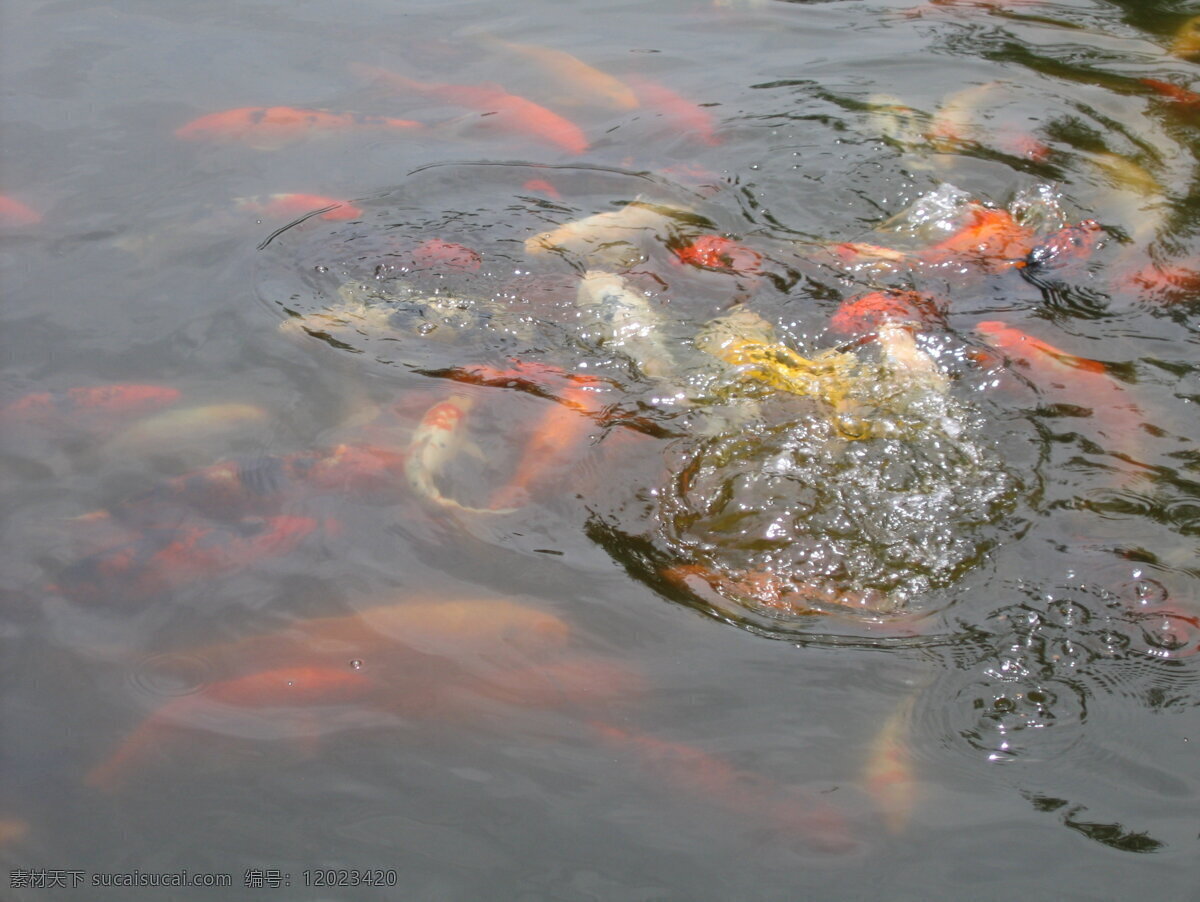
{"left": 2, "top": 0, "right": 1198, "bottom": 899}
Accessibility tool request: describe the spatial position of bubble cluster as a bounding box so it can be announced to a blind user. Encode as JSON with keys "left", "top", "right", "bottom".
{"left": 657, "top": 361, "right": 1022, "bottom": 620}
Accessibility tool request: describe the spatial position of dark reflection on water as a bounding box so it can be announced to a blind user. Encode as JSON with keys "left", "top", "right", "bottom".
{"left": 3, "top": 0, "right": 1200, "bottom": 899}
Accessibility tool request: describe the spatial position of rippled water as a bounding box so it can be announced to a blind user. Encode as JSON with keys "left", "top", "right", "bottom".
{"left": 2, "top": 0, "right": 1199, "bottom": 899}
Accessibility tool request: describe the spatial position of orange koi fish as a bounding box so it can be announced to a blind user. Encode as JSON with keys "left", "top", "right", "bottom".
{"left": 974, "top": 320, "right": 1145, "bottom": 445}
{"left": 1115, "top": 261, "right": 1200, "bottom": 306}
{"left": 0, "top": 384, "right": 180, "bottom": 425}
{"left": 0, "top": 194, "right": 42, "bottom": 226}
{"left": 588, "top": 720, "right": 858, "bottom": 854}
{"left": 489, "top": 381, "right": 602, "bottom": 510}
{"left": 85, "top": 598, "right": 588, "bottom": 790}
{"left": 1023, "top": 220, "right": 1104, "bottom": 272}
{"left": 1139, "top": 78, "right": 1200, "bottom": 113}
{"left": 522, "top": 178, "right": 562, "bottom": 199}
{"left": 830, "top": 290, "right": 944, "bottom": 336}
{"left": 410, "top": 238, "right": 482, "bottom": 271}
{"left": 174, "top": 106, "right": 423, "bottom": 148}
{"left": 622, "top": 75, "right": 721, "bottom": 146}
{"left": 920, "top": 206, "right": 1036, "bottom": 272}
{"left": 673, "top": 234, "right": 763, "bottom": 274}
{"left": 180, "top": 598, "right": 571, "bottom": 684}
{"left": 406, "top": 394, "right": 514, "bottom": 515}
{"left": 86, "top": 665, "right": 377, "bottom": 791}
{"left": 237, "top": 193, "right": 362, "bottom": 221}
{"left": 474, "top": 33, "right": 638, "bottom": 111}
{"left": 53, "top": 515, "right": 321, "bottom": 604}
{"left": 352, "top": 64, "right": 588, "bottom": 155}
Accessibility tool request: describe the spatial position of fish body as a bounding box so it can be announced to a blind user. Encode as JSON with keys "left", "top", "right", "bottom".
{"left": 86, "top": 665, "right": 377, "bottom": 790}
{"left": 1172, "top": 15, "right": 1200, "bottom": 60}
{"left": 974, "top": 320, "right": 1145, "bottom": 446}
{"left": 525, "top": 200, "right": 685, "bottom": 266}
{"left": 406, "top": 394, "right": 513, "bottom": 514}
{"left": 107, "top": 402, "right": 268, "bottom": 455}
{"left": 1116, "top": 261, "right": 1200, "bottom": 306}
{"left": 475, "top": 33, "right": 638, "bottom": 111}
{"left": 862, "top": 697, "right": 918, "bottom": 835}
{"left": 410, "top": 238, "right": 482, "bottom": 271}
{"left": 175, "top": 106, "right": 423, "bottom": 148}
{"left": 86, "top": 598, "right": 576, "bottom": 790}
{"left": 1024, "top": 220, "right": 1103, "bottom": 272}
{"left": 588, "top": 720, "right": 858, "bottom": 854}
{"left": 673, "top": 234, "right": 762, "bottom": 274}
{"left": 830, "top": 290, "right": 943, "bottom": 336}
{"left": 576, "top": 270, "right": 674, "bottom": 380}
{"left": 353, "top": 65, "right": 588, "bottom": 154}
{"left": 237, "top": 193, "right": 362, "bottom": 221}
{"left": 1, "top": 384, "right": 181, "bottom": 426}
{"left": 489, "top": 382, "right": 601, "bottom": 509}
{"left": 623, "top": 75, "right": 721, "bottom": 146}
{"left": 53, "top": 515, "right": 320, "bottom": 604}
{"left": 920, "top": 206, "right": 1036, "bottom": 271}
{"left": 0, "top": 194, "right": 42, "bottom": 225}
{"left": 1139, "top": 78, "right": 1200, "bottom": 113}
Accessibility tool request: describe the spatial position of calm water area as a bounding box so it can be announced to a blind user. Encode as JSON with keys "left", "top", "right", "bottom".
{"left": 2, "top": 0, "right": 1198, "bottom": 899}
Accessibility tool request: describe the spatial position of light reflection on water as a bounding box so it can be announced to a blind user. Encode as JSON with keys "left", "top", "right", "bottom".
{"left": 2, "top": 0, "right": 1199, "bottom": 899}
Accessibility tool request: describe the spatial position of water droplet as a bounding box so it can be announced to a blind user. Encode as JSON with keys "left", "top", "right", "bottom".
{"left": 349, "top": 659, "right": 363, "bottom": 670}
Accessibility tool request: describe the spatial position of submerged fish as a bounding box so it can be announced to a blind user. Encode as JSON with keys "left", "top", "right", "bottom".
{"left": 1, "top": 384, "right": 181, "bottom": 426}
{"left": 1171, "top": 15, "right": 1200, "bottom": 60}
{"left": 0, "top": 194, "right": 42, "bottom": 226}
{"left": 474, "top": 32, "right": 638, "bottom": 111}
{"left": 406, "top": 394, "right": 514, "bottom": 515}
{"left": 52, "top": 515, "right": 322, "bottom": 604}
{"left": 974, "top": 320, "right": 1147, "bottom": 450}
{"left": 352, "top": 64, "right": 588, "bottom": 155}
{"left": 85, "top": 665, "right": 377, "bottom": 791}
{"left": 86, "top": 598, "right": 577, "bottom": 789}
{"left": 588, "top": 720, "right": 859, "bottom": 854}
{"left": 622, "top": 75, "right": 721, "bottom": 146}
{"left": 105, "top": 403, "right": 269, "bottom": 456}
{"left": 174, "top": 106, "right": 423, "bottom": 149}
{"left": 862, "top": 696, "right": 919, "bottom": 835}
{"left": 236, "top": 193, "right": 362, "bottom": 221}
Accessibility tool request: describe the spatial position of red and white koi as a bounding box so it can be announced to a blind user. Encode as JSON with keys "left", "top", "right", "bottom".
{"left": 406, "top": 393, "right": 514, "bottom": 515}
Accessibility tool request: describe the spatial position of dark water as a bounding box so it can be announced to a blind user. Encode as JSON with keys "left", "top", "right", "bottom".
{"left": 2, "top": 0, "right": 1199, "bottom": 899}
